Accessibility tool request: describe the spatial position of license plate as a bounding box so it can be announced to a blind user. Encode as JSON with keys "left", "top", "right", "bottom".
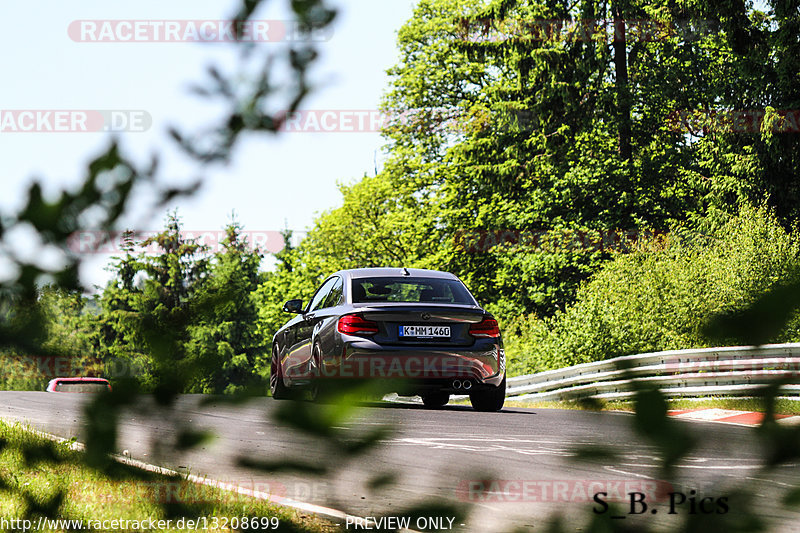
{"left": 399, "top": 325, "right": 450, "bottom": 338}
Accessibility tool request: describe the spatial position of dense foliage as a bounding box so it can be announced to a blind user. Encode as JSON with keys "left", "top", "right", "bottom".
{"left": 86, "top": 215, "right": 269, "bottom": 393}
{"left": 9, "top": 0, "right": 800, "bottom": 388}
{"left": 505, "top": 206, "right": 800, "bottom": 374}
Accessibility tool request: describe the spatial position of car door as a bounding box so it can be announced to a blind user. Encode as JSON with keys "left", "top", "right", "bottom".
{"left": 284, "top": 277, "right": 338, "bottom": 380}
{"left": 315, "top": 276, "right": 344, "bottom": 358}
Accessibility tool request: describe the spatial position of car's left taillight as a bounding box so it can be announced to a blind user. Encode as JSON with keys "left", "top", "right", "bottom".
{"left": 469, "top": 317, "right": 501, "bottom": 338}
{"left": 338, "top": 314, "right": 379, "bottom": 335}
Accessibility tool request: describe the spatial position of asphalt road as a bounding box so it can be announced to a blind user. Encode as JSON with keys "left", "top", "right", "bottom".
{"left": 1, "top": 392, "right": 798, "bottom": 532}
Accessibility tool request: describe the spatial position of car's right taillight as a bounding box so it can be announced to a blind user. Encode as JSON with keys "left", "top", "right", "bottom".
{"left": 469, "top": 317, "right": 501, "bottom": 338}
{"left": 338, "top": 314, "right": 379, "bottom": 335}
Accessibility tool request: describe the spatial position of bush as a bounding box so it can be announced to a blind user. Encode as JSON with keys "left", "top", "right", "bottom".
{"left": 505, "top": 205, "right": 800, "bottom": 375}
{"left": 0, "top": 351, "right": 49, "bottom": 390}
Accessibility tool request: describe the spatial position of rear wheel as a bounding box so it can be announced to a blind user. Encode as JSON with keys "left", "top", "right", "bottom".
{"left": 309, "top": 344, "right": 330, "bottom": 403}
{"left": 421, "top": 392, "right": 450, "bottom": 409}
{"left": 270, "top": 346, "right": 290, "bottom": 400}
{"left": 469, "top": 376, "right": 505, "bottom": 412}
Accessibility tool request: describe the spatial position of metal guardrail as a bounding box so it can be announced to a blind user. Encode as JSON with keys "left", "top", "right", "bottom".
{"left": 505, "top": 343, "right": 800, "bottom": 401}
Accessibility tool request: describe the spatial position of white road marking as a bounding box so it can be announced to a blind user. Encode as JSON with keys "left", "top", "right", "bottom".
{"left": 602, "top": 465, "right": 658, "bottom": 480}
{"left": 745, "top": 476, "right": 796, "bottom": 488}
{"left": 389, "top": 437, "right": 576, "bottom": 457}
{"left": 618, "top": 462, "right": 760, "bottom": 470}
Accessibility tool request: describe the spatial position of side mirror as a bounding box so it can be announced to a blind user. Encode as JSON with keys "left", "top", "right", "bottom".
{"left": 282, "top": 299, "right": 304, "bottom": 314}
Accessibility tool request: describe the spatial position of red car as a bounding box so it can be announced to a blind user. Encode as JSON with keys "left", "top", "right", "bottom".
{"left": 46, "top": 377, "right": 112, "bottom": 393}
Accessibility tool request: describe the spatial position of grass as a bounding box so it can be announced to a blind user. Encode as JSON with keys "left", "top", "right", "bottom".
{"left": 0, "top": 420, "right": 342, "bottom": 532}
{"left": 500, "top": 397, "right": 800, "bottom": 415}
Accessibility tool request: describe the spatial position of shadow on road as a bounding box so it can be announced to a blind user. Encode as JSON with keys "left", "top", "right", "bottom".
{"left": 351, "top": 400, "right": 537, "bottom": 415}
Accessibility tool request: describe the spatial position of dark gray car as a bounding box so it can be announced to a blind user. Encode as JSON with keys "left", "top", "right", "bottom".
{"left": 270, "top": 267, "right": 506, "bottom": 411}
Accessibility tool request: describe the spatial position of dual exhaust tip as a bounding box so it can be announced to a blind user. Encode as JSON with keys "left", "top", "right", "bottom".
{"left": 452, "top": 379, "right": 473, "bottom": 391}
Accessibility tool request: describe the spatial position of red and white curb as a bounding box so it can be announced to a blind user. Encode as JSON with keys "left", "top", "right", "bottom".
{"left": 668, "top": 408, "right": 800, "bottom": 427}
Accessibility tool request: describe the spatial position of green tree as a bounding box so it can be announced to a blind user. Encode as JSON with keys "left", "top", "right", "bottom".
{"left": 38, "top": 286, "right": 105, "bottom": 376}
{"left": 692, "top": 0, "right": 800, "bottom": 223}
{"left": 254, "top": 230, "right": 322, "bottom": 343}
{"left": 187, "top": 221, "right": 268, "bottom": 393}
{"left": 97, "top": 214, "right": 209, "bottom": 393}
{"left": 506, "top": 205, "right": 800, "bottom": 374}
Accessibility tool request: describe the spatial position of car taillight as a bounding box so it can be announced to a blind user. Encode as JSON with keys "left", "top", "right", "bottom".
{"left": 469, "top": 317, "right": 501, "bottom": 338}
{"left": 338, "top": 314, "right": 379, "bottom": 335}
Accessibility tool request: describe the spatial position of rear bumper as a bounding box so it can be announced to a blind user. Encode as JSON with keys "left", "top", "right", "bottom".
{"left": 313, "top": 339, "right": 505, "bottom": 388}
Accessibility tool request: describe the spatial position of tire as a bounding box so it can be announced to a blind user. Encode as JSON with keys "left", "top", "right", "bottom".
{"left": 270, "top": 346, "right": 291, "bottom": 400}
{"left": 309, "top": 344, "right": 329, "bottom": 403}
{"left": 309, "top": 381, "right": 329, "bottom": 403}
{"left": 469, "top": 376, "right": 505, "bottom": 412}
{"left": 421, "top": 392, "right": 450, "bottom": 409}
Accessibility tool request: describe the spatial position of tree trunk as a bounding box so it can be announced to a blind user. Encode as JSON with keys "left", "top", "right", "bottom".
{"left": 612, "top": 0, "right": 632, "bottom": 161}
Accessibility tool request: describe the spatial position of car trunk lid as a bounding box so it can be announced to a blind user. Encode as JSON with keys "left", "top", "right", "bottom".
{"left": 354, "top": 304, "right": 486, "bottom": 346}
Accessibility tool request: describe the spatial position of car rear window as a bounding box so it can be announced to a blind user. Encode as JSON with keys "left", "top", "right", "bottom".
{"left": 53, "top": 380, "right": 110, "bottom": 393}
{"left": 351, "top": 277, "right": 474, "bottom": 304}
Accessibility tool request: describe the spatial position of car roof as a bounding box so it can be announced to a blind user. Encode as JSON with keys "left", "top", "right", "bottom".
{"left": 49, "top": 377, "right": 110, "bottom": 382}
{"left": 331, "top": 268, "right": 459, "bottom": 280}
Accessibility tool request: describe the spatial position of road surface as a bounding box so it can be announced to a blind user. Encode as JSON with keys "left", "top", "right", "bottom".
{"left": 1, "top": 392, "right": 798, "bottom": 532}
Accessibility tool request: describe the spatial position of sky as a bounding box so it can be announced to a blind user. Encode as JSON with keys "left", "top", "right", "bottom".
{"left": 0, "top": 0, "right": 419, "bottom": 290}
